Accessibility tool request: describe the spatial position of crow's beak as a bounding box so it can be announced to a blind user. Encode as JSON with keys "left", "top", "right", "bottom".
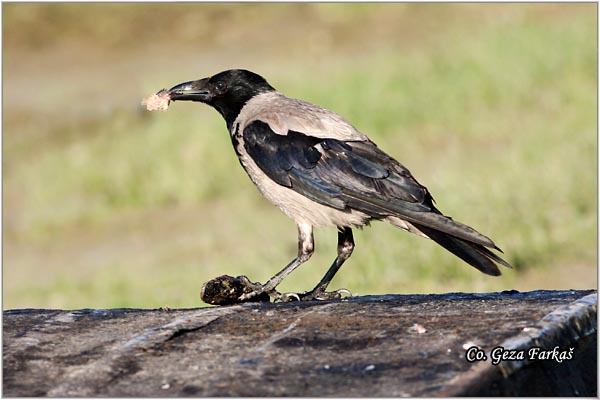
{"left": 167, "top": 78, "right": 211, "bottom": 102}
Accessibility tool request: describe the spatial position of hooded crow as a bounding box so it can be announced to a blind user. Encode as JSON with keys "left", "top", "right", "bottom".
{"left": 162, "top": 69, "right": 511, "bottom": 302}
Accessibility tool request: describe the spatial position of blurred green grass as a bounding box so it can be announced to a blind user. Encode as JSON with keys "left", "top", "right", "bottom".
{"left": 3, "top": 3, "right": 597, "bottom": 309}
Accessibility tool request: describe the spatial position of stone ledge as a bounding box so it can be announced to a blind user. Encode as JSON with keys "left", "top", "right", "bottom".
{"left": 3, "top": 289, "right": 596, "bottom": 397}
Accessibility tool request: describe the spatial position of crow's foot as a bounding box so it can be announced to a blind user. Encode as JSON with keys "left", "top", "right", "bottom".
{"left": 236, "top": 276, "right": 284, "bottom": 302}
{"left": 202, "top": 275, "right": 353, "bottom": 304}
{"left": 302, "top": 288, "right": 353, "bottom": 301}
{"left": 278, "top": 288, "right": 353, "bottom": 302}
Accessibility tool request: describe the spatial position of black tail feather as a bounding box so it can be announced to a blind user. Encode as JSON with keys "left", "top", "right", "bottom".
{"left": 413, "top": 223, "right": 511, "bottom": 276}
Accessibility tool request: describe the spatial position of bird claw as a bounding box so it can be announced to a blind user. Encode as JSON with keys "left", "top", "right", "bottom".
{"left": 329, "top": 288, "right": 353, "bottom": 299}
{"left": 237, "top": 277, "right": 283, "bottom": 302}
{"left": 278, "top": 292, "right": 302, "bottom": 302}
{"left": 238, "top": 287, "right": 278, "bottom": 302}
{"left": 240, "top": 287, "right": 353, "bottom": 303}
{"left": 233, "top": 275, "right": 353, "bottom": 303}
{"left": 300, "top": 287, "right": 353, "bottom": 301}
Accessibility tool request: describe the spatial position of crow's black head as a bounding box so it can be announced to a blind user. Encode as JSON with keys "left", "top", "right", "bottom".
{"left": 167, "top": 69, "right": 276, "bottom": 128}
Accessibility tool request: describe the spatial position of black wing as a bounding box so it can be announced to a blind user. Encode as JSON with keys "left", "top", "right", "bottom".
{"left": 243, "top": 121, "right": 431, "bottom": 210}
{"left": 243, "top": 120, "right": 510, "bottom": 275}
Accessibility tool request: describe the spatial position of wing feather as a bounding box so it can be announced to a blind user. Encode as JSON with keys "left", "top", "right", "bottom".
{"left": 242, "top": 119, "right": 510, "bottom": 274}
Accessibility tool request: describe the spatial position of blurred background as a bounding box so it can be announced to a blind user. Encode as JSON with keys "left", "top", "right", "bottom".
{"left": 3, "top": 3, "right": 597, "bottom": 309}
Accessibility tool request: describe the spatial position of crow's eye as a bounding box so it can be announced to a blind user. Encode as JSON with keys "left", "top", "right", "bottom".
{"left": 215, "top": 81, "right": 227, "bottom": 93}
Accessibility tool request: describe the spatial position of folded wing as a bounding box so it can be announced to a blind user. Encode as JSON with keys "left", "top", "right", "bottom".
{"left": 243, "top": 119, "right": 510, "bottom": 275}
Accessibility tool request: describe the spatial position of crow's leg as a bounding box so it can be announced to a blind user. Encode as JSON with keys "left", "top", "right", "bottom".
{"left": 298, "top": 227, "right": 354, "bottom": 301}
{"left": 238, "top": 223, "right": 314, "bottom": 301}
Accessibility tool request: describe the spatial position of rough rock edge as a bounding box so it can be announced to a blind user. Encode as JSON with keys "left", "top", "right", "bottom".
{"left": 438, "top": 292, "right": 597, "bottom": 396}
